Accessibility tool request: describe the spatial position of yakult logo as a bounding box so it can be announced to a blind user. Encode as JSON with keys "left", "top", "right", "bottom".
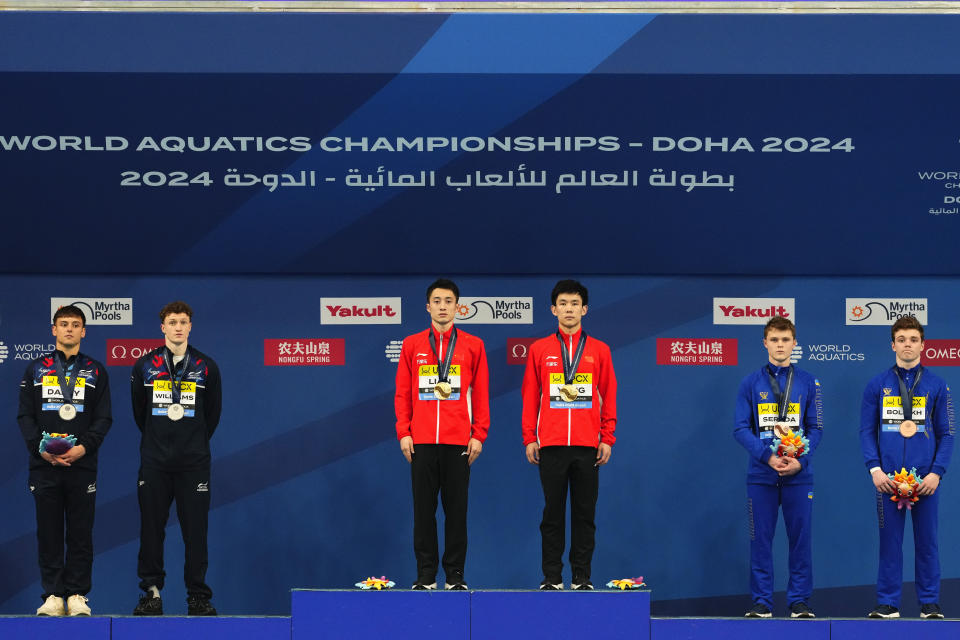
{"left": 713, "top": 298, "right": 795, "bottom": 325}
{"left": 107, "top": 339, "right": 165, "bottom": 366}
{"left": 321, "top": 298, "right": 401, "bottom": 325}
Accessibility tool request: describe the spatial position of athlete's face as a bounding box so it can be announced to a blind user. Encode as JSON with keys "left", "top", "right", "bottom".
{"left": 763, "top": 329, "right": 796, "bottom": 367}
{"left": 51, "top": 316, "right": 86, "bottom": 350}
{"left": 892, "top": 329, "right": 924, "bottom": 368}
{"left": 426, "top": 288, "right": 457, "bottom": 329}
{"left": 551, "top": 293, "right": 587, "bottom": 333}
{"left": 161, "top": 313, "right": 192, "bottom": 347}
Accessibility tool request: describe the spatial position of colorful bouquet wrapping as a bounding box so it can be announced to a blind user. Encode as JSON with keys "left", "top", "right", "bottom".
{"left": 39, "top": 432, "right": 76, "bottom": 455}
{"left": 769, "top": 428, "right": 809, "bottom": 459}
{"left": 355, "top": 576, "right": 395, "bottom": 590}
{"left": 889, "top": 467, "right": 922, "bottom": 510}
{"left": 606, "top": 577, "right": 646, "bottom": 590}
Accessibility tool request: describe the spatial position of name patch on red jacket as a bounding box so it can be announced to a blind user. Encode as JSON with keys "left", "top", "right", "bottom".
{"left": 548, "top": 371, "right": 592, "bottom": 408}
{"left": 418, "top": 364, "right": 461, "bottom": 400}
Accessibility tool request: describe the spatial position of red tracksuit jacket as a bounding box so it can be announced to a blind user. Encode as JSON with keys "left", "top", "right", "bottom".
{"left": 521, "top": 328, "right": 617, "bottom": 448}
{"left": 395, "top": 326, "right": 490, "bottom": 445}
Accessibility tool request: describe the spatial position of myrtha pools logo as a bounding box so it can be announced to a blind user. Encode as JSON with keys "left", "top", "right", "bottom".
{"left": 455, "top": 297, "right": 533, "bottom": 324}
{"left": 846, "top": 298, "right": 927, "bottom": 325}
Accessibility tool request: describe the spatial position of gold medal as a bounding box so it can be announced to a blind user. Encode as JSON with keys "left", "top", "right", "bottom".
{"left": 899, "top": 419, "right": 917, "bottom": 438}
{"left": 559, "top": 384, "right": 579, "bottom": 402}
{"left": 434, "top": 382, "right": 452, "bottom": 400}
{"left": 773, "top": 423, "right": 790, "bottom": 438}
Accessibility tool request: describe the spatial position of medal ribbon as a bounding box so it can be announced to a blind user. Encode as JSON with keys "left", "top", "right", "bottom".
{"left": 557, "top": 331, "right": 588, "bottom": 385}
{"left": 428, "top": 327, "right": 457, "bottom": 383}
{"left": 53, "top": 353, "right": 81, "bottom": 407}
{"left": 767, "top": 365, "right": 795, "bottom": 423}
{"left": 894, "top": 365, "right": 924, "bottom": 422}
{"left": 163, "top": 349, "right": 191, "bottom": 405}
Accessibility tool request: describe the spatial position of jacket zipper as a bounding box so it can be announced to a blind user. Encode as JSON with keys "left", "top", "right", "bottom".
{"left": 436, "top": 332, "right": 442, "bottom": 444}
{"left": 567, "top": 334, "right": 573, "bottom": 446}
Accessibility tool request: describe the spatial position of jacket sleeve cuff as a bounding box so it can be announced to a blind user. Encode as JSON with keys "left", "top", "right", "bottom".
{"left": 931, "top": 465, "right": 946, "bottom": 477}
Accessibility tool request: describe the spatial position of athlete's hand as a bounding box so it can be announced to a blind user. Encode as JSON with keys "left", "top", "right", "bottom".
{"left": 40, "top": 451, "right": 58, "bottom": 466}
{"left": 525, "top": 442, "right": 540, "bottom": 465}
{"left": 767, "top": 454, "right": 788, "bottom": 472}
{"left": 918, "top": 472, "right": 941, "bottom": 496}
{"left": 466, "top": 438, "right": 483, "bottom": 466}
{"left": 596, "top": 443, "right": 612, "bottom": 466}
{"left": 400, "top": 436, "right": 414, "bottom": 463}
{"left": 55, "top": 444, "right": 86, "bottom": 466}
{"left": 777, "top": 456, "right": 801, "bottom": 477}
{"left": 872, "top": 468, "right": 895, "bottom": 494}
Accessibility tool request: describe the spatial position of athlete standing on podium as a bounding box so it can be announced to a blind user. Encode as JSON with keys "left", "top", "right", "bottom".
{"left": 522, "top": 280, "right": 617, "bottom": 591}
{"left": 860, "top": 316, "right": 954, "bottom": 619}
{"left": 395, "top": 279, "right": 490, "bottom": 590}
{"left": 18, "top": 305, "right": 112, "bottom": 616}
{"left": 734, "top": 316, "right": 822, "bottom": 619}
{"left": 131, "top": 301, "right": 222, "bottom": 616}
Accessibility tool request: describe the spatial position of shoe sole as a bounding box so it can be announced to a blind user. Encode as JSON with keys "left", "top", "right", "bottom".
{"left": 745, "top": 613, "right": 772, "bottom": 618}
{"left": 921, "top": 613, "right": 945, "bottom": 619}
{"left": 790, "top": 613, "right": 815, "bottom": 618}
{"left": 868, "top": 613, "right": 900, "bottom": 618}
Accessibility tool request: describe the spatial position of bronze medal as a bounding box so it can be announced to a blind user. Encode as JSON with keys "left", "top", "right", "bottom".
{"left": 899, "top": 419, "right": 917, "bottom": 438}
{"left": 773, "top": 423, "right": 790, "bottom": 438}
{"left": 434, "top": 382, "right": 452, "bottom": 400}
{"left": 559, "top": 384, "right": 579, "bottom": 402}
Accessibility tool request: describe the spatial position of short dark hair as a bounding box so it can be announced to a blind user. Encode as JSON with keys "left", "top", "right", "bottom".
{"left": 426, "top": 278, "right": 459, "bottom": 303}
{"left": 551, "top": 279, "right": 588, "bottom": 306}
{"left": 763, "top": 316, "right": 795, "bottom": 339}
{"left": 52, "top": 305, "right": 86, "bottom": 327}
{"left": 891, "top": 316, "right": 924, "bottom": 341}
{"left": 159, "top": 301, "right": 193, "bottom": 322}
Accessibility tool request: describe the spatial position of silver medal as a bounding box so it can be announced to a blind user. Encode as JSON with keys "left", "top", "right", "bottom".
{"left": 59, "top": 403, "right": 77, "bottom": 421}
{"left": 167, "top": 403, "right": 185, "bottom": 421}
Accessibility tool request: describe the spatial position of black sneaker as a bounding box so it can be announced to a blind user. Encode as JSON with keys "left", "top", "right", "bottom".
{"left": 868, "top": 604, "right": 900, "bottom": 618}
{"left": 133, "top": 594, "right": 163, "bottom": 616}
{"left": 571, "top": 581, "right": 594, "bottom": 590}
{"left": 921, "top": 603, "right": 945, "bottom": 619}
{"left": 789, "top": 601, "right": 815, "bottom": 618}
{"left": 411, "top": 581, "right": 437, "bottom": 590}
{"left": 539, "top": 579, "right": 563, "bottom": 590}
{"left": 444, "top": 570, "right": 468, "bottom": 590}
{"left": 745, "top": 603, "right": 772, "bottom": 618}
{"left": 187, "top": 596, "right": 217, "bottom": 616}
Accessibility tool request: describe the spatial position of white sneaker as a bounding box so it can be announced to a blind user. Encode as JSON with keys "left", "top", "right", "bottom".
{"left": 66, "top": 594, "right": 91, "bottom": 616}
{"left": 36, "top": 595, "right": 65, "bottom": 616}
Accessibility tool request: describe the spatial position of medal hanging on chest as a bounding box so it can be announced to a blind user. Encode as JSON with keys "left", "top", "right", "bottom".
{"left": 54, "top": 354, "right": 81, "bottom": 421}
{"left": 557, "top": 331, "right": 587, "bottom": 403}
{"left": 894, "top": 366, "right": 923, "bottom": 439}
{"left": 767, "top": 366, "right": 795, "bottom": 438}
{"left": 164, "top": 351, "right": 191, "bottom": 421}
{"left": 429, "top": 328, "right": 457, "bottom": 400}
